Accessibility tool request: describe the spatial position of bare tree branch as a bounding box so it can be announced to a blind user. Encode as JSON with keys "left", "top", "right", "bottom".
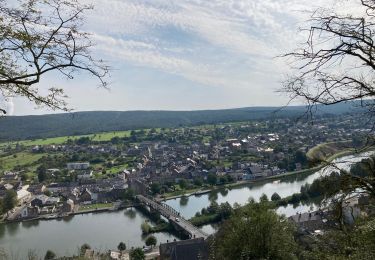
{"left": 0, "top": 0, "right": 109, "bottom": 114}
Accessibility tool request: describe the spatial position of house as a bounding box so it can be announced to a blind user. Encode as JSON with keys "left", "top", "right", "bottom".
{"left": 160, "top": 238, "right": 208, "bottom": 260}
{"left": 67, "top": 162, "right": 90, "bottom": 170}
{"left": 40, "top": 205, "right": 56, "bottom": 215}
{"left": 31, "top": 195, "right": 49, "bottom": 207}
{"left": 17, "top": 189, "right": 31, "bottom": 203}
{"left": 60, "top": 199, "right": 75, "bottom": 213}
{"left": 27, "top": 184, "right": 46, "bottom": 195}
{"left": 47, "top": 182, "right": 74, "bottom": 193}
{"left": 77, "top": 171, "right": 93, "bottom": 180}
{"left": 0, "top": 183, "right": 13, "bottom": 197}
{"left": 109, "top": 251, "right": 130, "bottom": 260}
{"left": 289, "top": 211, "right": 333, "bottom": 233}
{"left": 80, "top": 189, "right": 93, "bottom": 203}
{"left": 1, "top": 172, "right": 19, "bottom": 182}
{"left": 21, "top": 206, "right": 39, "bottom": 218}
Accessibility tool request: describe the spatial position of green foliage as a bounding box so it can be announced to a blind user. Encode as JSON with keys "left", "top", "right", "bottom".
{"left": 150, "top": 182, "right": 162, "bottom": 195}
{"left": 145, "top": 235, "right": 157, "bottom": 247}
{"left": 300, "top": 217, "right": 375, "bottom": 259}
{"left": 3, "top": 190, "right": 17, "bottom": 213}
{"left": 271, "top": 192, "right": 281, "bottom": 201}
{"left": 193, "top": 178, "right": 203, "bottom": 186}
{"left": 207, "top": 173, "right": 217, "bottom": 185}
{"left": 122, "top": 188, "right": 135, "bottom": 201}
{"left": 130, "top": 248, "right": 145, "bottom": 260}
{"left": 0, "top": 105, "right": 347, "bottom": 141}
{"left": 117, "top": 242, "right": 126, "bottom": 251}
{"left": 44, "top": 250, "right": 56, "bottom": 260}
{"left": 191, "top": 202, "right": 233, "bottom": 226}
{"left": 259, "top": 193, "right": 269, "bottom": 203}
{"left": 212, "top": 200, "right": 297, "bottom": 260}
{"left": 37, "top": 165, "right": 47, "bottom": 182}
{"left": 178, "top": 179, "right": 188, "bottom": 189}
{"left": 80, "top": 243, "right": 91, "bottom": 256}
{"left": 141, "top": 221, "right": 151, "bottom": 235}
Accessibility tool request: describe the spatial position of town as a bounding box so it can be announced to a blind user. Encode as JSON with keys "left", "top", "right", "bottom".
{"left": 0, "top": 113, "right": 367, "bottom": 219}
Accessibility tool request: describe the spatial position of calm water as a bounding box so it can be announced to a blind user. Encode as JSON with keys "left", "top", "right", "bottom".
{"left": 0, "top": 152, "right": 372, "bottom": 258}
{"left": 164, "top": 152, "right": 374, "bottom": 218}
{"left": 0, "top": 208, "right": 178, "bottom": 258}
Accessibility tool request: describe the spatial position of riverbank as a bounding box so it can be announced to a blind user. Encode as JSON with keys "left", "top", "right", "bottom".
{"left": 1, "top": 202, "right": 136, "bottom": 224}
{"left": 160, "top": 147, "right": 374, "bottom": 202}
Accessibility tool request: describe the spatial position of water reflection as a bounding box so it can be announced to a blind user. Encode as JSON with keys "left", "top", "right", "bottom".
{"left": 219, "top": 188, "right": 228, "bottom": 197}
{"left": 6, "top": 222, "right": 20, "bottom": 236}
{"left": 21, "top": 220, "right": 40, "bottom": 229}
{"left": 0, "top": 223, "right": 5, "bottom": 238}
{"left": 62, "top": 215, "right": 74, "bottom": 223}
{"left": 0, "top": 208, "right": 178, "bottom": 259}
{"left": 124, "top": 208, "right": 137, "bottom": 219}
{"left": 180, "top": 196, "right": 189, "bottom": 206}
{"left": 0, "top": 152, "right": 371, "bottom": 258}
{"left": 165, "top": 152, "right": 374, "bottom": 219}
{"left": 208, "top": 191, "right": 218, "bottom": 202}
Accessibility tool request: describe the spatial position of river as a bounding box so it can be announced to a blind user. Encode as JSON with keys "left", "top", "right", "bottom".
{"left": 164, "top": 151, "right": 374, "bottom": 230}
{"left": 0, "top": 151, "right": 372, "bottom": 258}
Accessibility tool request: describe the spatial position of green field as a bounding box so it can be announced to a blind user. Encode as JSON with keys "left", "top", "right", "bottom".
{"left": 0, "top": 152, "right": 45, "bottom": 170}
{"left": 0, "top": 128, "right": 168, "bottom": 148}
{"left": 0, "top": 130, "right": 134, "bottom": 147}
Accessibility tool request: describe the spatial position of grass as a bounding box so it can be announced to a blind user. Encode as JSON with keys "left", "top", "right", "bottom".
{"left": 0, "top": 131, "right": 133, "bottom": 148}
{"left": 0, "top": 152, "right": 45, "bottom": 171}
{"left": 0, "top": 128, "right": 167, "bottom": 148}
{"left": 106, "top": 163, "right": 129, "bottom": 174}
{"left": 78, "top": 203, "right": 113, "bottom": 212}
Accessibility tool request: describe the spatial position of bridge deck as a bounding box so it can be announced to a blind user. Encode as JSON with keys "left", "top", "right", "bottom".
{"left": 136, "top": 195, "right": 208, "bottom": 239}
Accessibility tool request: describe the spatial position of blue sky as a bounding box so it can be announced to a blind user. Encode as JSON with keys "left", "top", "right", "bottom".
{"left": 5, "top": 0, "right": 344, "bottom": 115}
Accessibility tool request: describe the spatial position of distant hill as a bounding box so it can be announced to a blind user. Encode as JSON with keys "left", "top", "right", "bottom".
{"left": 0, "top": 102, "right": 364, "bottom": 141}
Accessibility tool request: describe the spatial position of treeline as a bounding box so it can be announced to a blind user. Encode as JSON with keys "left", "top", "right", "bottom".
{"left": 0, "top": 102, "right": 363, "bottom": 141}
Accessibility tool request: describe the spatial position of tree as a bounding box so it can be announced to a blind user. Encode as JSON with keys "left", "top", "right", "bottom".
{"left": 193, "top": 178, "right": 203, "bottom": 186}
{"left": 259, "top": 193, "right": 269, "bottom": 203}
{"left": 122, "top": 188, "right": 135, "bottom": 201}
{"left": 130, "top": 248, "right": 145, "bottom": 260}
{"left": 150, "top": 183, "right": 161, "bottom": 195}
{"left": 145, "top": 235, "right": 157, "bottom": 247}
{"left": 212, "top": 200, "right": 297, "bottom": 260}
{"left": 283, "top": 1, "right": 375, "bottom": 117}
{"left": 141, "top": 221, "right": 151, "bottom": 234}
{"left": 207, "top": 173, "right": 217, "bottom": 186}
{"left": 117, "top": 242, "right": 126, "bottom": 251}
{"left": 80, "top": 243, "right": 91, "bottom": 256}
{"left": 282, "top": 0, "right": 375, "bottom": 227}
{"left": 271, "top": 192, "right": 281, "bottom": 201}
{"left": 178, "top": 179, "right": 187, "bottom": 189}
{"left": 300, "top": 216, "right": 375, "bottom": 259}
{"left": 44, "top": 250, "right": 56, "bottom": 260}
{"left": 37, "top": 165, "right": 47, "bottom": 182}
{"left": 0, "top": 0, "right": 108, "bottom": 114}
{"left": 3, "top": 190, "right": 17, "bottom": 213}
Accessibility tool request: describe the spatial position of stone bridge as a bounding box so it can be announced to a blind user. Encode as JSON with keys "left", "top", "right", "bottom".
{"left": 136, "top": 195, "right": 208, "bottom": 239}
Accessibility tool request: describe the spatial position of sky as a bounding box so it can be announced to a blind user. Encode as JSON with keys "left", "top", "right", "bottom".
{"left": 3, "top": 0, "right": 346, "bottom": 115}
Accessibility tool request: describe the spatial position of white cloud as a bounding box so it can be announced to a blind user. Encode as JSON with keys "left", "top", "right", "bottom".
{"left": 11, "top": 0, "right": 363, "bottom": 114}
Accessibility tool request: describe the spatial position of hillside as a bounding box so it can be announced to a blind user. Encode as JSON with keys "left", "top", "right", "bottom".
{"left": 0, "top": 102, "right": 364, "bottom": 141}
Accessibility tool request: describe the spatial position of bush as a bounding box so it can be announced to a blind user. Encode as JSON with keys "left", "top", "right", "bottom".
{"left": 271, "top": 192, "right": 281, "bottom": 201}
{"left": 145, "top": 235, "right": 157, "bottom": 247}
